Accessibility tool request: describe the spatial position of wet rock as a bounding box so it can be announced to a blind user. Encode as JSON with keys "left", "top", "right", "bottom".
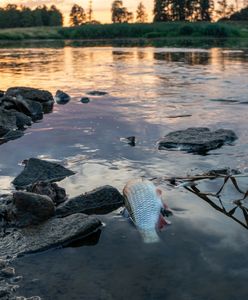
{"left": 12, "top": 158, "right": 75, "bottom": 189}
{"left": 0, "top": 130, "right": 24, "bottom": 145}
{"left": 80, "top": 97, "right": 90, "bottom": 104}
{"left": 5, "top": 87, "right": 54, "bottom": 110}
{"left": 56, "top": 185, "right": 124, "bottom": 217}
{"left": 87, "top": 91, "right": 108, "bottom": 96}
{"left": 26, "top": 182, "right": 67, "bottom": 205}
{"left": 0, "top": 90, "right": 4, "bottom": 98}
{"left": 14, "top": 97, "right": 43, "bottom": 121}
{"left": 55, "top": 90, "right": 70, "bottom": 105}
{"left": 10, "top": 111, "right": 32, "bottom": 128}
{"left": 120, "top": 136, "right": 136, "bottom": 146}
{"left": 158, "top": 127, "right": 238, "bottom": 154}
{"left": 0, "top": 259, "right": 7, "bottom": 269}
{"left": 0, "top": 267, "right": 15, "bottom": 278}
{"left": 0, "top": 281, "right": 16, "bottom": 298}
{"left": 0, "top": 213, "right": 101, "bottom": 258}
{"left": 10, "top": 192, "right": 55, "bottom": 227}
{"left": 0, "top": 108, "right": 26, "bottom": 144}
{"left": 0, "top": 109, "right": 18, "bottom": 133}
{"left": 126, "top": 136, "right": 135, "bottom": 146}
{"left": 0, "top": 96, "right": 43, "bottom": 121}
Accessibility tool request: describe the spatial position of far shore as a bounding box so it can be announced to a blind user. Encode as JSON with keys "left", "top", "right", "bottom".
{"left": 0, "top": 22, "right": 247, "bottom": 48}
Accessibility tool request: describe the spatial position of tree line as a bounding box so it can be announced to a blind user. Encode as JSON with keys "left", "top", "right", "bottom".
{"left": 0, "top": 4, "right": 63, "bottom": 28}
{"left": 67, "top": 0, "right": 248, "bottom": 25}
{"left": 0, "top": 1, "right": 247, "bottom": 29}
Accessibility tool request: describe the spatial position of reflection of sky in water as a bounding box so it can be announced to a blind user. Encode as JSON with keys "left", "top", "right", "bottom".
{"left": 0, "top": 47, "right": 248, "bottom": 299}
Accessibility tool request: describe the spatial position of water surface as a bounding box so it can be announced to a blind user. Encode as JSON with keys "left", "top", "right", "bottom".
{"left": 0, "top": 47, "right": 248, "bottom": 299}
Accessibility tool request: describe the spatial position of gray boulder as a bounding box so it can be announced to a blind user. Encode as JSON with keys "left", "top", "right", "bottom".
{"left": 0, "top": 213, "right": 101, "bottom": 258}
{"left": 12, "top": 158, "right": 75, "bottom": 189}
{"left": 56, "top": 185, "right": 124, "bottom": 217}
{"left": 11, "top": 192, "right": 55, "bottom": 227}
{"left": 158, "top": 127, "right": 238, "bottom": 154}
{"left": 26, "top": 182, "right": 67, "bottom": 205}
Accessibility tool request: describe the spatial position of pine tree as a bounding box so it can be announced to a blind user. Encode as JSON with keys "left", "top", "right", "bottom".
{"left": 49, "top": 5, "right": 63, "bottom": 26}
{"left": 216, "top": 0, "right": 234, "bottom": 19}
{"left": 111, "top": 1, "right": 133, "bottom": 23}
{"left": 136, "top": 2, "right": 148, "bottom": 23}
{"left": 70, "top": 4, "right": 87, "bottom": 26}
{"left": 153, "top": 0, "right": 172, "bottom": 22}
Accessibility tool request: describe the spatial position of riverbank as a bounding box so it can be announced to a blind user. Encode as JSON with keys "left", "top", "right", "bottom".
{"left": 1, "top": 22, "right": 248, "bottom": 39}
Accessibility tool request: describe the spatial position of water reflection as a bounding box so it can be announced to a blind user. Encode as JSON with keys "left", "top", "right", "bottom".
{"left": 184, "top": 177, "right": 248, "bottom": 230}
{"left": 0, "top": 46, "right": 248, "bottom": 299}
{"left": 153, "top": 51, "right": 210, "bottom": 65}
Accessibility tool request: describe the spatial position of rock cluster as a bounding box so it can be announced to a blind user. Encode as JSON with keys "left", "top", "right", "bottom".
{"left": 0, "top": 158, "right": 124, "bottom": 259}
{"left": 0, "top": 87, "right": 54, "bottom": 144}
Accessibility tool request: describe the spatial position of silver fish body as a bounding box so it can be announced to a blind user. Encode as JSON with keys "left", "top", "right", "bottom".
{"left": 123, "top": 179, "right": 167, "bottom": 243}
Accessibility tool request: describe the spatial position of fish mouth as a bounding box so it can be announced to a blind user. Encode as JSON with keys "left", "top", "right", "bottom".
{"left": 161, "top": 207, "right": 173, "bottom": 217}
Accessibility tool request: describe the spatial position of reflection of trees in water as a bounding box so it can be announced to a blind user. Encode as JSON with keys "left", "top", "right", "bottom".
{"left": 153, "top": 52, "right": 210, "bottom": 65}
{"left": 112, "top": 51, "right": 135, "bottom": 61}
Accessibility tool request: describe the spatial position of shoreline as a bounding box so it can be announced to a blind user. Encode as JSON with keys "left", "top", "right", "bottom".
{"left": 0, "top": 37, "right": 248, "bottom": 48}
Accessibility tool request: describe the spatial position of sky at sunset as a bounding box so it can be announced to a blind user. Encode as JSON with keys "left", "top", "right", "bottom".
{"left": 0, "top": 0, "right": 155, "bottom": 24}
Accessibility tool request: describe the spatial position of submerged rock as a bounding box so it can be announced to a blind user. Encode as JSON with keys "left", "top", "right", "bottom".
{"left": 12, "top": 158, "right": 75, "bottom": 189}
{"left": 158, "top": 127, "right": 238, "bottom": 154}
{"left": 10, "top": 192, "right": 55, "bottom": 228}
{"left": 55, "top": 90, "right": 70, "bottom": 105}
{"left": 0, "top": 213, "right": 101, "bottom": 258}
{"left": 56, "top": 185, "right": 124, "bottom": 217}
{"left": 80, "top": 97, "right": 90, "bottom": 104}
{"left": 26, "top": 182, "right": 67, "bottom": 205}
{"left": 87, "top": 91, "right": 108, "bottom": 96}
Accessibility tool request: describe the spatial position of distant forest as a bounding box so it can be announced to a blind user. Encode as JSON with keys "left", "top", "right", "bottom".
{"left": 0, "top": 1, "right": 247, "bottom": 29}
{"left": 0, "top": 4, "right": 63, "bottom": 28}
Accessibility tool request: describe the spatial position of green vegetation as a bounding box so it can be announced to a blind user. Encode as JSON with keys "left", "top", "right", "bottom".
{"left": 0, "top": 4, "right": 63, "bottom": 28}
{"left": 0, "top": 22, "right": 247, "bottom": 48}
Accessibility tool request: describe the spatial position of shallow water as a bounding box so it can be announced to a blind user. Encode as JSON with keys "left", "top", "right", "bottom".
{"left": 0, "top": 47, "right": 248, "bottom": 299}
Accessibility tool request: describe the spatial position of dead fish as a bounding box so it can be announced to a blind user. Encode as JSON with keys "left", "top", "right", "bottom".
{"left": 123, "top": 178, "right": 172, "bottom": 243}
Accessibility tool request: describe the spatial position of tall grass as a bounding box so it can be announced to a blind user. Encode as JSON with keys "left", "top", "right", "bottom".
{"left": 59, "top": 22, "right": 244, "bottom": 39}
{"left": 0, "top": 22, "right": 246, "bottom": 41}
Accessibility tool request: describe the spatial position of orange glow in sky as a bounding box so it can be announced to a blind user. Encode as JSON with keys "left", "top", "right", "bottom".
{"left": 0, "top": 0, "right": 154, "bottom": 25}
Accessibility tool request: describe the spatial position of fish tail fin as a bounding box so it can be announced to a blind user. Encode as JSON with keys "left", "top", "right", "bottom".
{"left": 140, "top": 229, "right": 160, "bottom": 243}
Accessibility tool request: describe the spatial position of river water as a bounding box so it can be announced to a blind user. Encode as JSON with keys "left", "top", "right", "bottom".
{"left": 0, "top": 47, "right": 248, "bottom": 299}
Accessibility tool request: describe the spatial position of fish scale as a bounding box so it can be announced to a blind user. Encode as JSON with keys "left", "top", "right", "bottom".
{"left": 123, "top": 179, "right": 163, "bottom": 231}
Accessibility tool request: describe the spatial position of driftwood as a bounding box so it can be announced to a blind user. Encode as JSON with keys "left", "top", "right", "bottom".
{"left": 151, "top": 171, "right": 248, "bottom": 230}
